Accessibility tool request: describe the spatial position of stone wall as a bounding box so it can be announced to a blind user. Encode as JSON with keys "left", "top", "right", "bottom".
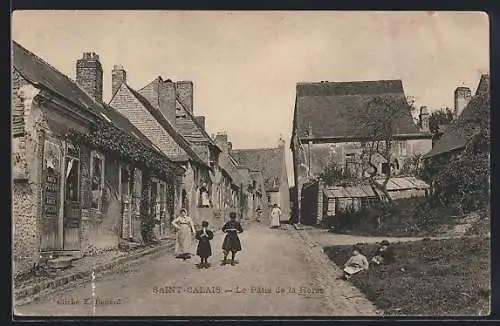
{"left": 109, "top": 85, "right": 185, "bottom": 158}
{"left": 12, "top": 72, "right": 44, "bottom": 276}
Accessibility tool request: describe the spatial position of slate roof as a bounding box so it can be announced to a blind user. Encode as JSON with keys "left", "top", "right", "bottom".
{"left": 324, "top": 184, "right": 377, "bottom": 199}
{"left": 231, "top": 147, "right": 285, "bottom": 192}
{"left": 125, "top": 85, "right": 207, "bottom": 166}
{"left": 476, "top": 74, "right": 489, "bottom": 96}
{"left": 138, "top": 77, "right": 220, "bottom": 151}
{"left": 424, "top": 87, "right": 490, "bottom": 159}
{"left": 13, "top": 41, "right": 101, "bottom": 116}
{"left": 218, "top": 154, "right": 243, "bottom": 187}
{"left": 175, "top": 98, "right": 220, "bottom": 150}
{"left": 374, "top": 177, "right": 430, "bottom": 191}
{"left": 12, "top": 41, "right": 183, "bottom": 174}
{"left": 293, "top": 80, "right": 426, "bottom": 140}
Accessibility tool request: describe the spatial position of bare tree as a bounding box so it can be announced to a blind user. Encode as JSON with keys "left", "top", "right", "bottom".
{"left": 356, "top": 95, "right": 417, "bottom": 203}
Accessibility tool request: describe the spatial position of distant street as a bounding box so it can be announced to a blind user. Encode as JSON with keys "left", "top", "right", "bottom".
{"left": 15, "top": 222, "right": 379, "bottom": 317}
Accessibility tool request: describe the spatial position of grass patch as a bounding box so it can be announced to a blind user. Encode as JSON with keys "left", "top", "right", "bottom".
{"left": 329, "top": 197, "right": 490, "bottom": 238}
{"left": 324, "top": 237, "right": 490, "bottom": 316}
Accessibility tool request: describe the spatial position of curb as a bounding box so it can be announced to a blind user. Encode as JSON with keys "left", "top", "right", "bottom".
{"left": 14, "top": 240, "right": 175, "bottom": 306}
{"left": 289, "top": 228, "right": 383, "bottom": 316}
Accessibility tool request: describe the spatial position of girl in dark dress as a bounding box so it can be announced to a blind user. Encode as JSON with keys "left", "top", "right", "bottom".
{"left": 221, "top": 212, "right": 243, "bottom": 266}
{"left": 195, "top": 221, "right": 214, "bottom": 269}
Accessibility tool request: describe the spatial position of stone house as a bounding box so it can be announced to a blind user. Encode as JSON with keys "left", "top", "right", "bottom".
{"left": 109, "top": 71, "right": 216, "bottom": 227}
{"left": 12, "top": 42, "right": 183, "bottom": 276}
{"left": 423, "top": 74, "right": 490, "bottom": 168}
{"left": 290, "top": 80, "right": 433, "bottom": 224}
{"left": 231, "top": 139, "right": 291, "bottom": 222}
{"left": 213, "top": 133, "right": 246, "bottom": 219}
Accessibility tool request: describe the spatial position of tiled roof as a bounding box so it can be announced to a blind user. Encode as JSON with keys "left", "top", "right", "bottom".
{"left": 175, "top": 99, "right": 220, "bottom": 151}
{"left": 138, "top": 77, "right": 220, "bottom": 152}
{"left": 374, "top": 177, "right": 430, "bottom": 191}
{"left": 476, "top": 74, "right": 489, "bottom": 96}
{"left": 125, "top": 85, "right": 207, "bottom": 166}
{"left": 12, "top": 41, "right": 101, "bottom": 116}
{"left": 12, "top": 41, "right": 183, "bottom": 174}
{"left": 424, "top": 91, "right": 490, "bottom": 159}
{"left": 294, "top": 80, "right": 425, "bottom": 140}
{"left": 325, "top": 184, "right": 377, "bottom": 199}
{"left": 231, "top": 147, "right": 285, "bottom": 192}
{"left": 218, "top": 154, "right": 243, "bottom": 187}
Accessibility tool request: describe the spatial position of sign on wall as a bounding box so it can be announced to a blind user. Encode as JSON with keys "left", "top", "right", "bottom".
{"left": 43, "top": 141, "right": 61, "bottom": 219}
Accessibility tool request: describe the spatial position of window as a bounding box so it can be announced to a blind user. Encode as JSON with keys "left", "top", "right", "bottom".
{"left": 65, "top": 157, "right": 80, "bottom": 201}
{"left": 90, "top": 151, "right": 105, "bottom": 210}
{"left": 381, "top": 163, "right": 390, "bottom": 175}
{"left": 65, "top": 143, "right": 80, "bottom": 202}
{"left": 399, "top": 141, "right": 407, "bottom": 157}
{"left": 267, "top": 194, "right": 271, "bottom": 203}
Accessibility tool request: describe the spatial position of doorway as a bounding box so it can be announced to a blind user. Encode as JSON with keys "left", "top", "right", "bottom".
{"left": 41, "top": 139, "right": 62, "bottom": 251}
{"left": 63, "top": 144, "right": 81, "bottom": 251}
{"left": 120, "top": 165, "right": 132, "bottom": 239}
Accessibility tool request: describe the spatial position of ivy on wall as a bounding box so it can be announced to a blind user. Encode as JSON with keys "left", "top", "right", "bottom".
{"left": 65, "top": 122, "right": 180, "bottom": 183}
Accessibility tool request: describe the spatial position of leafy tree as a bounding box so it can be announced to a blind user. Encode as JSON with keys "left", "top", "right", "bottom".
{"left": 319, "top": 161, "right": 345, "bottom": 186}
{"left": 428, "top": 107, "right": 454, "bottom": 134}
{"left": 400, "top": 153, "right": 425, "bottom": 179}
{"left": 355, "top": 95, "right": 417, "bottom": 202}
{"left": 431, "top": 94, "right": 490, "bottom": 213}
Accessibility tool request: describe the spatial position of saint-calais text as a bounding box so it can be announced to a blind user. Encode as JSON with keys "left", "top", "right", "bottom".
{"left": 152, "top": 286, "right": 324, "bottom": 295}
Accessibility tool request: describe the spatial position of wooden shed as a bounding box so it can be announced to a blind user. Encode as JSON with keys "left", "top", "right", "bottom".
{"left": 323, "top": 184, "right": 378, "bottom": 217}
{"left": 373, "top": 176, "right": 430, "bottom": 200}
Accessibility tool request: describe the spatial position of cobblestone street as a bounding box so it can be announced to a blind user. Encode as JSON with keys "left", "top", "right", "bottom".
{"left": 15, "top": 222, "right": 380, "bottom": 317}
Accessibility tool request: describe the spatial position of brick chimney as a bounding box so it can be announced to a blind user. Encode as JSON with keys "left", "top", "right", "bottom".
{"left": 454, "top": 87, "right": 472, "bottom": 119}
{"left": 214, "top": 132, "right": 228, "bottom": 153}
{"left": 419, "top": 106, "right": 430, "bottom": 132}
{"left": 195, "top": 116, "right": 205, "bottom": 130}
{"left": 175, "top": 81, "right": 193, "bottom": 113}
{"left": 76, "top": 52, "right": 103, "bottom": 102}
{"left": 159, "top": 79, "right": 177, "bottom": 126}
{"left": 111, "top": 65, "right": 127, "bottom": 96}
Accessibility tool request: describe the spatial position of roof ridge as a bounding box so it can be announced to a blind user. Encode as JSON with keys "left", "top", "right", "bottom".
{"left": 125, "top": 85, "right": 207, "bottom": 166}
{"left": 175, "top": 95, "right": 219, "bottom": 149}
{"left": 297, "top": 79, "right": 403, "bottom": 85}
{"left": 232, "top": 147, "right": 280, "bottom": 152}
{"left": 13, "top": 40, "right": 105, "bottom": 116}
{"left": 13, "top": 41, "right": 94, "bottom": 103}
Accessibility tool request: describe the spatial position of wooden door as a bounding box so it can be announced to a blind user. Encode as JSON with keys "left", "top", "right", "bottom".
{"left": 41, "top": 140, "right": 63, "bottom": 251}
{"left": 63, "top": 146, "right": 81, "bottom": 251}
{"left": 120, "top": 166, "right": 132, "bottom": 239}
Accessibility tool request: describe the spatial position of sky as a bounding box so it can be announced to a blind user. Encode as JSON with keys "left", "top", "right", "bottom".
{"left": 12, "top": 11, "right": 489, "bottom": 186}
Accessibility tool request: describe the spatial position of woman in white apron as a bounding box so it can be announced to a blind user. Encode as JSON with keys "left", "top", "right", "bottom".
{"left": 171, "top": 208, "right": 196, "bottom": 260}
{"left": 270, "top": 204, "right": 281, "bottom": 228}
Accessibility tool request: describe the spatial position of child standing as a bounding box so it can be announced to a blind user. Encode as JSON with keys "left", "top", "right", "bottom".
{"left": 221, "top": 212, "right": 243, "bottom": 266}
{"left": 195, "top": 221, "right": 214, "bottom": 269}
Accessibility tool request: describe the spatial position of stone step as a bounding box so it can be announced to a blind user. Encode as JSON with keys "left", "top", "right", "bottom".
{"left": 47, "top": 257, "right": 73, "bottom": 270}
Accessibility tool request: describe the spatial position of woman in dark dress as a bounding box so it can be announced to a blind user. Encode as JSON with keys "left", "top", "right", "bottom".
{"left": 221, "top": 212, "right": 243, "bottom": 266}
{"left": 195, "top": 220, "right": 214, "bottom": 269}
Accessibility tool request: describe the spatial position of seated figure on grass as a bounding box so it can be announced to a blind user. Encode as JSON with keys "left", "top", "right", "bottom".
{"left": 371, "top": 240, "right": 395, "bottom": 265}
{"left": 343, "top": 248, "right": 369, "bottom": 280}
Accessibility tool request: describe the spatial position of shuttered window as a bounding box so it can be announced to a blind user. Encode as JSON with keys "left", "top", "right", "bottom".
{"left": 12, "top": 107, "right": 24, "bottom": 137}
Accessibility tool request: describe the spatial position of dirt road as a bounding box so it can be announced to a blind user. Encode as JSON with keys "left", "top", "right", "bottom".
{"left": 15, "top": 222, "right": 379, "bottom": 317}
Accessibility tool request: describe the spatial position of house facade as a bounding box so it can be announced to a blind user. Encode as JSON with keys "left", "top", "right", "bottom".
{"left": 290, "top": 80, "right": 433, "bottom": 224}
{"left": 231, "top": 139, "right": 290, "bottom": 222}
{"left": 423, "top": 74, "right": 490, "bottom": 170}
{"left": 12, "top": 42, "right": 183, "bottom": 276}
{"left": 109, "top": 69, "right": 249, "bottom": 228}
{"left": 109, "top": 73, "right": 213, "bottom": 227}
